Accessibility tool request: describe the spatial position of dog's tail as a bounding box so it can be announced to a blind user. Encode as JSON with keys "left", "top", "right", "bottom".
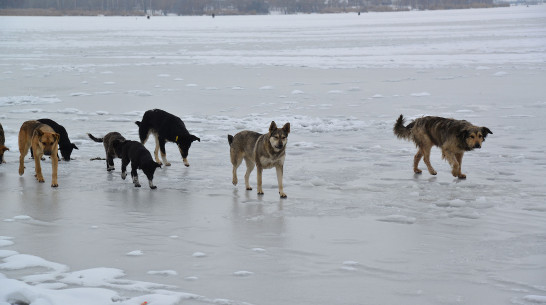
{"left": 87, "top": 133, "right": 103, "bottom": 143}
{"left": 227, "top": 135, "right": 234, "bottom": 146}
{"left": 393, "top": 114, "right": 413, "bottom": 140}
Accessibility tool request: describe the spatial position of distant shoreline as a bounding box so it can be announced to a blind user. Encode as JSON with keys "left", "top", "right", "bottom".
{"left": 0, "top": 4, "right": 512, "bottom": 17}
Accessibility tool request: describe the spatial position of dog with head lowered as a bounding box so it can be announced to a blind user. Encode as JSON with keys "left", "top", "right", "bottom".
{"left": 18, "top": 120, "right": 60, "bottom": 187}
{"left": 228, "top": 121, "right": 290, "bottom": 198}
{"left": 135, "top": 109, "right": 200, "bottom": 167}
{"left": 394, "top": 115, "right": 492, "bottom": 179}
{"left": 87, "top": 132, "right": 126, "bottom": 171}
{"left": 112, "top": 139, "right": 161, "bottom": 189}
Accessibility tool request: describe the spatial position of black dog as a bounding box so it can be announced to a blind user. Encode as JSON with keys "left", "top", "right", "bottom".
{"left": 88, "top": 132, "right": 126, "bottom": 171}
{"left": 30, "top": 119, "right": 79, "bottom": 161}
{"left": 112, "top": 140, "right": 161, "bottom": 189}
{"left": 135, "top": 109, "right": 200, "bottom": 167}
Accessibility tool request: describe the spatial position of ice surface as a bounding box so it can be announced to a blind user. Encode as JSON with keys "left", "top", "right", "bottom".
{"left": 1, "top": 6, "right": 546, "bottom": 305}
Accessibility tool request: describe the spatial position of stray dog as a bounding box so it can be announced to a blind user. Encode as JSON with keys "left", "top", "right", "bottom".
{"left": 112, "top": 139, "right": 161, "bottom": 189}
{"left": 18, "top": 120, "right": 60, "bottom": 187}
{"left": 0, "top": 122, "right": 8, "bottom": 164}
{"left": 135, "top": 109, "right": 200, "bottom": 167}
{"left": 30, "top": 119, "right": 78, "bottom": 161}
{"left": 394, "top": 115, "right": 492, "bottom": 179}
{"left": 228, "top": 121, "right": 290, "bottom": 198}
{"left": 88, "top": 132, "right": 126, "bottom": 171}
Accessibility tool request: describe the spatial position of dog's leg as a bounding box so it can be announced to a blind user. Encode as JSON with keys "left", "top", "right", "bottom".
{"left": 158, "top": 137, "right": 171, "bottom": 166}
{"left": 131, "top": 167, "right": 141, "bottom": 187}
{"left": 152, "top": 133, "right": 162, "bottom": 165}
{"left": 422, "top": 145, "right": 437, "bottom": 175}
{"left": 34, "top": 152, "right": 45, "bottom": 183}
{"left": 244, "top": 158, "right": 255, "bottom": 190}
{"left": 413, "top": 149, "right": 423, "bottom": 174}
{"left": 455, "top": 152, "right": 466, "bottom": 179}
{"left": 231, "top": 151, "right": 243, "bottom": 186}
{"left": 51, "top": 148, "right": 59, "bottom": 187}
{"left": 148, "top": 179, "right": 156, "bottom": 189}
{"left": 18, "top": 141, "right": 30, "bottom": 176}
{"left": 121, "top": 158, "right": 129, "bottom": 180}
{"left": 106, "top": 154, "right": 115, "bottom": 171}
{"left": 256, "top": 165, "right": 264, "bottom": 195}
{"left": 276, "top": 165, "right": 287, "bottom": 198}
{"left": 442, "top": 149, "right": 461, "bottom": 178}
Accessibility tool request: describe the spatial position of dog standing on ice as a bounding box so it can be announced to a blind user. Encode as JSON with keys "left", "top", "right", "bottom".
{"left": 87, "top": 132, "right": 126, "bottom": 171}
{"left": 0, "top": 122, "right": 8, "bottom": 164}
{"left": 228, "top": 121, "right": 290, "bottom": 198}
{"left": 394, "top": 115, "right": 492, "bottom": 179}
{"left": 18, "top": 120, "right": 60, "bottom": 187}
{"left": 112, "top": 139, "right": 161, "bottom": 189}
{"left": 135, "top": 109, "right": 200, "bottom": 167}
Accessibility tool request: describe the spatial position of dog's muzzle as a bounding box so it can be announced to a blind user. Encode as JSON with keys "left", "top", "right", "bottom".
{"left": 474, "top": 144, "right": 481, "bottom": 149}
{"left": 43, "top": 150, "right": 52, "bottom": 156}
{"left": 275, "top": 144, "right": 284, "bottom": 150}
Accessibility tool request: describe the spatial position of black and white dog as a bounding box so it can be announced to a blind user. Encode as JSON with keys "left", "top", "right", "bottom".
{"left": 32, "top": 118, "right": 78, "bottom": 161}
{"left": 112, "top": 140, "right": 161, "bottom": 189}
{"left": 135, "top": 109, "right": 200, "bottom": 167}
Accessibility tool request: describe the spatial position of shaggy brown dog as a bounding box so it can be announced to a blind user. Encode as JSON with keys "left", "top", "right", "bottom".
{"left": 394, "top": 115, "right": 492, "bottom": 179}
{"left": 18, "top": 120, "right": 60, "bottom": 187}
{"left": 228, "top": 121, "right": 290, "bottom": 198}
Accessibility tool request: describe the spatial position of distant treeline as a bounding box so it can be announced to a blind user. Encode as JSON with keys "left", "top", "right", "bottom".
{"left": 0, "top": 0, "right": 509, "bottom": 16}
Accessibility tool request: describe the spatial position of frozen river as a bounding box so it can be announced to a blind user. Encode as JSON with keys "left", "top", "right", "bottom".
{"left": 1, "top": 6, "right": 546, "bottom": 305}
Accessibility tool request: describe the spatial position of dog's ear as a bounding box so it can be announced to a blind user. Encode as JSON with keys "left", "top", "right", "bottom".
{"left": 53, "top": 133, "right": 61, "bottom": 143}
{"left": 481, "top": 127, "right": 493, "bottom": 139}
{"left": 282, "top": 122, "right": 290, "bottom": 134}
{"left": 191, "top": 134, "right": 200, "bottom": 142}
{"left": 72, "top": 143, "right": 79, "bottom": 150}
{"left": 269, "top": 121, "right": 277, "bottom": 133}
{"left": 35, "top": 129, "right": 44, "bottom": 138}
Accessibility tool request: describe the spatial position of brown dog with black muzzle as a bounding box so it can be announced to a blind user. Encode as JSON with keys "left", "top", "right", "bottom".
{"left": 18, "top": 120, "right": 60, "bottom": 187}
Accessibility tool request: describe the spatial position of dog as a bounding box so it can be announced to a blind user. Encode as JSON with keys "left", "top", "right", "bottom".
{"left": 0, "top": 122, "right": 8, "bottom": 164}
{"left": 88, "top": 132, "right": 126, "bottom": 171}
{"left": 135, "top": 109, "right": 200, "bottom": 167}
{"left": 18, "top": 120, "right": 60, "bottom": 187}
{"left": 228, "top": 121, "right": 290, "bottom": 198}
{"left": 30, "top": 119, "right": 79, "bottom": 161}
{"left": 394, "top": 115, "right": 492, "bottom": 179}
{"left": 112, "top": 139, "right": 161, "bottom": 189}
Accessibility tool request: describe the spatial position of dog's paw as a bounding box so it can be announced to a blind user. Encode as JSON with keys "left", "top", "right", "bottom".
{"left": 414, "top": 168, "right": 422, "bottom": 174}
{"left": 107, "top": 167, "right": 115, "bottom": 172}
{"left": 134, "top": 183, "right": 141, "bottom": 187}
{"left": 279, "top": 192, "right": 287, "bottom": 198}
{"left": 121, "top": 172, "right": 127, "bottom": 180}
{"left": 257, "top": 191, "right": 264, "bottom": 196}
{"left": 232, "top": 178, "right": 238, "bottom": 186}
{"left": 246, "top": 187, "right": 252, "bottom": 191}
{"left": 150, "top": 185, "right": 157, "bottom": 189}
{"left": 165, "top": 162, "right": 172, "bottom": 167}
{"left": 51, "top": 183, "right": 58, "bottom": 187}
{"left": 458, "top": 174, "right": 467, "bottom": 179}
{"left": 429, "top": 170, "right": 437, "bottom": 175}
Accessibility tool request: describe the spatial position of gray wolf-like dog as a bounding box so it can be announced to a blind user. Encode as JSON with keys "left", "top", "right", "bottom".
{"left": 228, "top": 121, "right": 290, "bottom": 198}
